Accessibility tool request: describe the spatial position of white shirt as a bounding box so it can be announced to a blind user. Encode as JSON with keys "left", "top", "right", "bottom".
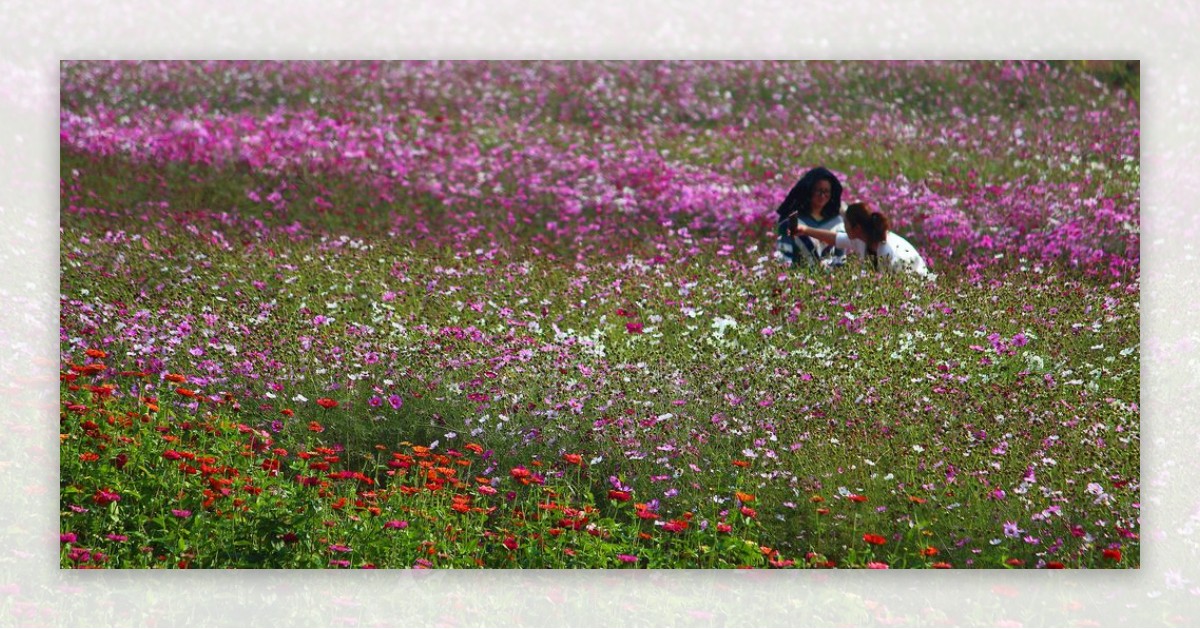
{"left": 834, "top": 231, "right": 931, "bottom": 277}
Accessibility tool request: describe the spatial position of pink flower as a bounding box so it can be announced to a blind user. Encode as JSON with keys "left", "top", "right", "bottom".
{"left": 171, "top": 509, "right": 192, "bottom": 518}
{"left": 92, "top": 489, "right": 121, "bottom": 506}
{"left": 384, "top": 520, "right": 408, "bottom": 530}
{"left": 617, "top": 554, "right": 639, "bottom": 563}
{"left": 626, "top": 322, "right": 644, "bottom": 334}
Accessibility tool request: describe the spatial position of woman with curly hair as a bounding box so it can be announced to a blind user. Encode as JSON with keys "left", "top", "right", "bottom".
{"left": 774, "top": 166, "right": 847, "bottom": 266}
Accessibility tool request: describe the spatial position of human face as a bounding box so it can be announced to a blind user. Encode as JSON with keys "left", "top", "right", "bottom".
{"left": 810, "top": 179, "right": 833, "bottom": 212}
{"left": 845, "top": 220, "right": 865, "bottom": 241}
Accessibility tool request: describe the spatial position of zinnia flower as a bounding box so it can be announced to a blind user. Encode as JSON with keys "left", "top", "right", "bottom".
{"left": 92, "top": 489, "right": 121, "bottom": 506}
{"left": 863, "top": 533, "right": 887, "bottom": 546}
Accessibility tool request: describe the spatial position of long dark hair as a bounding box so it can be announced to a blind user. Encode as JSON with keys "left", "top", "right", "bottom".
{"left": 775, "top": 167, "right": 843, "bottom": 235}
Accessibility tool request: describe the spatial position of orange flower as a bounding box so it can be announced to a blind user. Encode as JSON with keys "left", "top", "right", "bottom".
{"left": 863, "top": 533, "right": 887, "bottom": 546}
{"left": 919, "top": 546, "right": 939, "bottom": 557}
{"left": 510, "top": 466, "right": 531, "bottom": 480}
{"left": 175, "top": 388, "right": 197, "bottom": 398}
{"left": 465, "top": 443, "right": 484, "bottom": 455}
{"left": 732, "top": 459, "right": 750, "bottom": 468}
{"left": 931, "top": 562, "right": 952, "bottom": 569}
{"left": 563, "top": 453, "right": 583, "bottom": 465}
{"left": 1006, "top": 558, "right": 1025, "bottom": 567}
{"left": 816, "top": 508, "right": 830, "bottom": 516}
{"left": 908, "top": 495, "right": 927, "bottom": 504}
{"left": 308, "top": 421, "right": 325, "bottom": 433}
{"left": 810, "top": 495, "right": 825, "bottom": 503}
{"left": 85, "top": 348, "right": 108, "bottom": 359}
{"left": 164, "top": 373, "right": 187, "bottom": 383}
{"left": 735, "top": 491, "right": 755, "bottom": 503}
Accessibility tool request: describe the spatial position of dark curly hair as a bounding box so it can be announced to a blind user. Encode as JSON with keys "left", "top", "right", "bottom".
{"left": 774, "top": 166, "right": 843, "bottom": 236}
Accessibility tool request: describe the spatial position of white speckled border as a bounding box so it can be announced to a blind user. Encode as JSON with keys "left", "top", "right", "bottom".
{"left": 4, "top": 1, "right": 1195, "bottom": 625}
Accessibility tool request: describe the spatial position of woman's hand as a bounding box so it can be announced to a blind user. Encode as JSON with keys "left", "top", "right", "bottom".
{"left": 791, "top": 224, "right": 806, "bottom": 237}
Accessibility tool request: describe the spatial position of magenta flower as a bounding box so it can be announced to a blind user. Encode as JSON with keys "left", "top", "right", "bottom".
{"left": 171, "top": 509, "right": 192, "bottom": 518}
{"left": 617, "top": 554, "right": 639, "bottom": 564}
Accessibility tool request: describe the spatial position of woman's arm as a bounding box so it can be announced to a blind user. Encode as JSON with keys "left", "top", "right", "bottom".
{"left": 791, "top": 223, "right": 839, "bottom": 247}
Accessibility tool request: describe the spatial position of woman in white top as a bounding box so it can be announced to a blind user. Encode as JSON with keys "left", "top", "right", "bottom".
{"left": 792, "top": 202, "right": 931, "bottom": 277}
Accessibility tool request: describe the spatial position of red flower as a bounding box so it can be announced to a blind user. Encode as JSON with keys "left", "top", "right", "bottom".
{"left": 316, "top": 398, "right": 339, "bottom": 409}
{"left": 848, "top": 494, "right": 868, "bottom": 503}
{"left": 164, "top": 373, "right": 187, "bottom": 383}
{"left": 931, "top": 562, "right": 952, "bottom": 569}
{"left": 662, "top": 520, "right": 688, "bottom": 533}
{"left": 716, "top": 523, "right": 733, "bottom": 533}
{"left": 740, "top": 506, "right": 757, "bottom": 519}
{"left": 862, "top": 533, "right": 887, "bottom": 546}
{"left": 1006, "top": 558, "right": 1025, "bottom": 567}
{"left": 919, "top": 546, "right": 938, "bottom": 557}
{"left": 607, "top": 490, "right": 632, "bottom": 502}
{"left": 308, "top": 421, "right": 325, "bottom": 433}
{"left": 1103, "top": 548, "right": 1122, "bottom": 562}
{"left": 92, "top": 488, "right": 121, "bottom": 506}
{"left": 563, "top": 453, "right": 583, "bottom": 465}
{"left": 502, "top": 536, "right": 519, "bottom": 551}
{"left": 731, "top": 459, "right": 750, "bottom": 468}
{"left": 1045, "top": 561, "right": 1065, "bottom": 569}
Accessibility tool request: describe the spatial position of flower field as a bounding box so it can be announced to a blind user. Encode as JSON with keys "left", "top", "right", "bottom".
{"left": 59, "top": 60, "right": 1139, "bottom": 569}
